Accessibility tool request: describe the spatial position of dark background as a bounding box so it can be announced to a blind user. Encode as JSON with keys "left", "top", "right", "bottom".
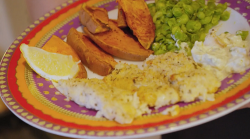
{"left": 162, "top": 108, "right": 250, "bottom": 139}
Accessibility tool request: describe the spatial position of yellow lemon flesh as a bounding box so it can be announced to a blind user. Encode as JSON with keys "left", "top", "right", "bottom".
{"left": 20, "top": 43, "right": 80, "bottom": 81}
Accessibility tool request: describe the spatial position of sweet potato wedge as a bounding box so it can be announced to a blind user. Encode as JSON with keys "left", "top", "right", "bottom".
{"left": 42, "top": 35, "right": 87, "bottom": 79}
{"left": 67, "top": 28, "right": 117, "bottom": 76}
{"left": 117, "top": 4, "right": 127, "bottom": 28}
{"left": 79, "top": 3, "right": 110, "bottom": 34}
{"left": 117, "top": 0, "right": 155, "bottom": 49}
{"left": 84, "top": 20, "right": 154, "bottom": 61}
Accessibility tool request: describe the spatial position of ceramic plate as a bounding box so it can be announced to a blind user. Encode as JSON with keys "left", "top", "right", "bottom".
{"left": 1, "top": 0, "right": 250, "bottom": 138}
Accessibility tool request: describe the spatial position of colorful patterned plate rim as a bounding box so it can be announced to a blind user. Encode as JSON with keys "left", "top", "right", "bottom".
{"left": 1, "top": 0, "right": 250, "bottom": 138}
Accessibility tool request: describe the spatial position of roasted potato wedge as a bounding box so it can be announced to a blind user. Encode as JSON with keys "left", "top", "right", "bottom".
{"left": 67, "top": 28, "right": 117, "bottom": 76}
{"left": 117, "top": 4, "right": 127, "bottom": 28}
{"left": 42, "top": 35, "right": 87, "bottom": 79}
{"left": 79, "top": 3, "right": 110, "bottom": 34}
{"left": 84, "top": 20, "right": 153, "bottom": 61}
{"left": 117, "top": 0, "right": 155, "bottom": 49}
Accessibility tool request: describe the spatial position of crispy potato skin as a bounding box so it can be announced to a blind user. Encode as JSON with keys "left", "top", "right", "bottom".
{"left": 117, "top": 0, "right": 155, "bottom": 49}
{"left": 117, "top": 4, "right": 127, "bottom": 28}
{"left": 67, "top": 28, "right": 117, "bottom": 76}
{"left": 42, "top": 35, "right": 87, "bottom": 79}
{"left": 79, "top": 3, "right": 110, "bottom": 34}
{"left": 84, "top": 20, "right": 153, "bottom": 61}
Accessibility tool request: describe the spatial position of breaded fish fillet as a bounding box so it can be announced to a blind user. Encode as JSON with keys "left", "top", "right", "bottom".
{"left": 54, "top": 52, "right": 221, "bottom": 124}
{"left": 54, "top": 78, "right": 150, "bottom": 124}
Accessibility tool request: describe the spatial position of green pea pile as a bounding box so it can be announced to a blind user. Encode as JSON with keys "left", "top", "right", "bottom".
{"left": 148, "top": 0, "right": 230, "bottom": 55}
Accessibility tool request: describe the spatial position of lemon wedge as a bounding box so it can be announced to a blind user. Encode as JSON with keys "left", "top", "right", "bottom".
{"left": 20, "top": 43, "right": 80, "bottom": 81}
